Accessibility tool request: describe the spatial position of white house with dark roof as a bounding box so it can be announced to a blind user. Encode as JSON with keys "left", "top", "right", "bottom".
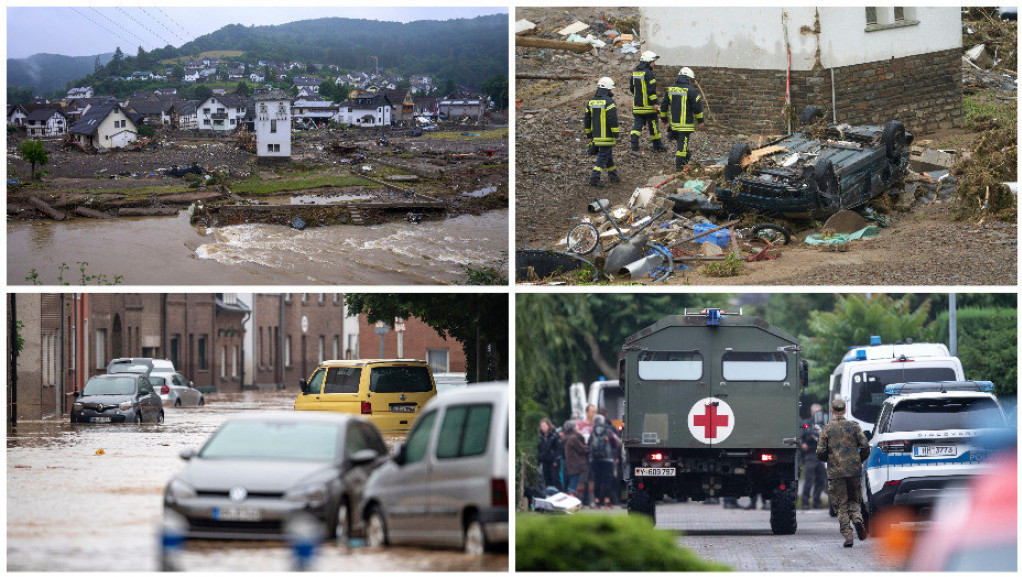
{"left": 292, "top": 76, "right": 323, "bottom": 95}
{"left": 8, "top": 105, "right": 28, "bottom": 126}
{"left": 197, "top": 95, "right": 247, "bottom": 131}
{"left": 333, "top": 93, "right": 391, "bottom": 127}
{"left": 183, "top": 68, "right": 200, "bottom": 83}
{"left": 69, "top": 102, "right": 138, "bottom": 151}
{"left": 253, "top": 88, "right": 292, "bottom": 160}
{"left": 66, "top": 86, "right": 94, "bottom": 100}
{"left": 24, "top": 108, "right": 68, "bottom": 137}
{"left": 292, "top": 95, "right": 339, "bottom": 125}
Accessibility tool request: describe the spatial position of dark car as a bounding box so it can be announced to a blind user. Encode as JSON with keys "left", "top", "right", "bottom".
{"left": 71, "top": 374, "right": 164, "bottom": 424}
{"left": 716, "top": 106, "right": 913, "bottom": 219}
{"left": 164, "top": 412, "right": 388, "bottom": 541}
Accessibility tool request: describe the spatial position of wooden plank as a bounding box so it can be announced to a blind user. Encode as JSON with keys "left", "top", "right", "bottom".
{"left": 742, "top": 145, "right": 787, "bottom": 166}
{"left": 118, "top": 207, "right": 179, "bottom": 217}
{"left": 75, "top": 206, "right": 115, "bottom": 219}
{"left": 515, "top": 36, "right": 593, "bottom": 54}
{"left": 28, "top": 196, "right": 65, "bottom": 221}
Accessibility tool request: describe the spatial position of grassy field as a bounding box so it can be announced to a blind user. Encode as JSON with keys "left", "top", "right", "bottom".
{"left": 424, "top": 127, "right": 508, "bottom": 141}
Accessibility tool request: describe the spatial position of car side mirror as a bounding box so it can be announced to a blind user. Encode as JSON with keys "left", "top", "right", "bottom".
{"left": 864, "top": 430, "right": 873, "bottom": 441}
{"left": 189, "top": 381, "right": 194, "bottom": 387}
{"left": 393, "top": 443, "right": 406, "bottom": 466}
{"left": 299, "top": 379, "right": 308, "bottom": 394}
{"left": 72, "top": 391, "right": 80, "bottom": 399}
{"left": 349, "top": 448, "right": 379, "bottom": 465}
{"left": 799, "top": 360, "right": 809, "bottom": 389}
{"left": 180, "top": 448, "right": 197, "bottom": 461}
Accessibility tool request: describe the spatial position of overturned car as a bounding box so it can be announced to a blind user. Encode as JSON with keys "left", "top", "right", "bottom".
{"left": 716, "top": 106, "right": 912, "bottom": 219}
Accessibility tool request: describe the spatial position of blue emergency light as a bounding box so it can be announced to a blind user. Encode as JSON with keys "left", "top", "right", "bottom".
{"left": 870, "top": 335, "right": 882, "bottom": 346}
{"left": 706, "top": 309, "right": 721, "bottom": 326}
{"left": 885, "top": 381, "right": 996, "bottom": 396}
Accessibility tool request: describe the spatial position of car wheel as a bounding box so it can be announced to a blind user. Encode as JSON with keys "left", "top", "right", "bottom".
{"left": 814, "top": 159, "right": 838, "bottom": 208}
{"left": 335, "top": 500, "right": 350, "bottom": 543}
{"left": 174, "top": 399, "right": 181, "bottom": 407}
{"left": 799, "top": 105, "right": 824, "bottom": 126}
{"left": 366, "top": 506, "right": 388, "bottom": 549}
{"left": 724, "top": 142, "right": 751, "bottom": 181}
{"left": 882, "top": 120, "right": 906, "bottom": 162}
{"left": 198, "top": 397, "right": 205, "bottom": 407}
{"left": 464, "top": 516, "right": 486, "bottom": 555}
{"left": 135, "top": 412, "right": 143, "bottom": 425}
{"left": 158, "top": 411, "right": 165, "bottom": 424}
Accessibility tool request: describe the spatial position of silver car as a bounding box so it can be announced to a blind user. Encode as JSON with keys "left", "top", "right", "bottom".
{"left": 149, "top": 371, "right": 204, "bottom": 407}
{"left": 358, "top": 383, "right": 509, "bottom": 554}
{"left": 164, "top": 412, "right": 388, "bottom": 540}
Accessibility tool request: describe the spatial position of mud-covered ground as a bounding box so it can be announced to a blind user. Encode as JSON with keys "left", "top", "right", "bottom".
{"left": 515, "top": 7, "right": 1017, "bottom": 286}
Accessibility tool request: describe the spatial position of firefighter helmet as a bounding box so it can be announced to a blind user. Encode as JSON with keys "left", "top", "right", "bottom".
{"left": 679, "top": 67, "right": 695, "bottom": 79}
{"left": 640, "top": 51, "right": 659, "bottom": 63}
{"left": 597, "top": 77, "right": 616, "bottom": 90}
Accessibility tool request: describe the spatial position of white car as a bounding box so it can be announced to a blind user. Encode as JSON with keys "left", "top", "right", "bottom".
{"left": 862, "top": 381, "right": 1008, "bottom": 534}
{"left": 149, "top": 371, "right": 205, "bottom": 407}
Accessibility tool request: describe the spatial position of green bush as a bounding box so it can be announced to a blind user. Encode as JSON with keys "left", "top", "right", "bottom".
{"left": 516, "top": 513, "right": 730, "bottom": 571}
{"left": 933, "top": 307, "right": 1016, "bottom": 396}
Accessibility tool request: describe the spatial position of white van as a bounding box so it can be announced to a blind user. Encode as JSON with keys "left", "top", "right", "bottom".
{"left": 829, "top": 338, "right": 964, "bottom": 431}
{"left": 569, "top": 379, "right": 624, "bottom": 437}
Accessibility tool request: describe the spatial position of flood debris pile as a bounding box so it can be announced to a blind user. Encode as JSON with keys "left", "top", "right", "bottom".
{"left": 962, "top": 7, "right": 1017, "bottom": 90}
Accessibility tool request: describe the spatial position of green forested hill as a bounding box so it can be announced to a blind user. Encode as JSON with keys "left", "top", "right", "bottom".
{"left": 7, "top": 52, "right": 113, "bottom": 96}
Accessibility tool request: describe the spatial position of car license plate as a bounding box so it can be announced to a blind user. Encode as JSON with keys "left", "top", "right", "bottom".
{"left": 90, "top": 417, "right": 112, "bottom": 423}
{"left": 213, "top": 506, "right": 261, "bottom": 522}
{"left": 391, "top": 404, "right": 415, "bottom": 413}
{"left": 635, "top": 467, "right": 676, "bottom": 477}
{"left": 914, "top": 445, "right": 956, "bottom": 457}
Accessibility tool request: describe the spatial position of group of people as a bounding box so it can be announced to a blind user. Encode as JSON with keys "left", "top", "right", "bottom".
{"left": 584, "top": 51, "right": 706, "bottom": 187}
{"left": 537, "top": 404, "right": 620, "bottom": 509}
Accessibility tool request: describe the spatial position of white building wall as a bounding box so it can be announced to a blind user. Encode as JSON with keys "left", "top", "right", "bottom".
{"left": 255, "top": 99, "right": 291, "bottom": 158}
{"left": 642, "top": 7, "right": 960, "bottom": 71}
{"left": 237, "top": 293, "right": 255, "bottom": 388}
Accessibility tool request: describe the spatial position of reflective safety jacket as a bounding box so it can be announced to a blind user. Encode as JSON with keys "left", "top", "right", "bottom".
{"left": 659, "top": 77, "right": 704, "bottom": 132}
{"left": 629, "top": 62, "right": 658, "bottom": 114}
{"left": 584, "top": 87, "right": 620, "bottom": 146}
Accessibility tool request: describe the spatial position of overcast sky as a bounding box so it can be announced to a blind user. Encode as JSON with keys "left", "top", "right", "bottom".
{"left": 7, "top": 6, "right": 507, "bottom": 59}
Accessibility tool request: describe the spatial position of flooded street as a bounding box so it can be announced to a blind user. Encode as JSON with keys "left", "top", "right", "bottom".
{"left": 7, "top": 391, "right": 508, "bottom": 571}
{"left": 7, "top": 209, "right": 508, "bottom": 285}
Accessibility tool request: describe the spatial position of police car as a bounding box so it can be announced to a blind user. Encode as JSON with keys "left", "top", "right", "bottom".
{"left": 861, "top": 381, "right": 1009, "bottom": 534}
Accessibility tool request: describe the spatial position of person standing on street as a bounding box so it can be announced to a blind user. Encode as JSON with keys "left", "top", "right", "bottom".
{"left": 629, "top": 51, "right": 666, "bottom": 156}
{"left": 537, "top": 417, "right": 562, "bottom": 491}
{"left": 659, "top": 67, "right": 704, "bottom": 170}
{"left": 584, "top": 77, "right": 621, "bottom": 187}
{"left": 816, "top": 398, "right": 869, "bottom": 547}
{"left": 562, "top": 420, "right": 589, "bottom": 503}
{"left": 801, "top": 403, "right": 827, "bottom": 509}
{"left": 588, "top": 415, "right": 619, "bottom": 509}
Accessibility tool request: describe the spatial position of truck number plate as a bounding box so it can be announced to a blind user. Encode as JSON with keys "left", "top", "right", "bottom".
{"left": 635, "top": 467, "right": 676, "bottom": 477}
{"left": 914, "top": 445, "right": 956, "bottom": 457}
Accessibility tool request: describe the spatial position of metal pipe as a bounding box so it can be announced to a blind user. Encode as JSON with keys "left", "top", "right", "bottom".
{"left": 949, "top": 294, "right": 957, "bottom": 356}
{"left": 830, "top": 68, "right": 837, "bottom": 122}
{"left": 60, "top": 294, "right": 66, "bottom": 415}
{"left": 279, "top": 294, "right": 286, "bottom": 389}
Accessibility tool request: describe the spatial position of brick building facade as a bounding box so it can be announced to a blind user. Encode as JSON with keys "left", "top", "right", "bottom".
{"left": 357, "top": 315, "right": 466, "bottom": 374}
{"left": 252, "top": 293, "right": 349, "bottom": 390}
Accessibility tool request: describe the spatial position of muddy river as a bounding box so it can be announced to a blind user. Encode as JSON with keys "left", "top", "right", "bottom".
{"left": 7, "top": 210, "right": 508, "bottom": 285}
{"left": 7, "top": 390, "right": 507, "bottom": 571}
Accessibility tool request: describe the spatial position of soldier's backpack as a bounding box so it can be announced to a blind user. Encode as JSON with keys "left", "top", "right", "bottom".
{"left": 590, "top": 425, "right": 612, "bottom": 460}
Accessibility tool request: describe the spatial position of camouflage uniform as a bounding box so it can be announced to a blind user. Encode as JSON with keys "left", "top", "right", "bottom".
{"left": 816, "top": 413, "right": 868, "bottom": 541}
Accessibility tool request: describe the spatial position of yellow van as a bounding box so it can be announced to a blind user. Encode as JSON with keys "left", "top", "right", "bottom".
{"left": 294, "top": 359, "right": 437, "bottom": 431}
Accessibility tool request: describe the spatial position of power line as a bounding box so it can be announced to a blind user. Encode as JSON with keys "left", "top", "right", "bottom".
{"left": 139, "top": 7, "right": 186, "bottom": 44}
{"left": 89, "top": 8, "right": 155, "bottom": 51}
{"left": 115, "top": 7, "right": 173, "bottom": 48}
{"left": 70, "top": 8, "right": 136, "bottom": 51}
{"left": 156, "top": 7, "right": 194, "bottom": 40}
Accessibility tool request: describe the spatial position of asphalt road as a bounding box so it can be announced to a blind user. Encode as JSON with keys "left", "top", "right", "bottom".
{"left": 6, "top": 390, "right": 506, "bottom": 571}
{"left": 654, "top": 500, "right": 900, "bottom": 571}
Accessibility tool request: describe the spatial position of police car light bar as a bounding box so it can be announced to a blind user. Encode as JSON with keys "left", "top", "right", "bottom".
{"left": 884, "top": 381, "right": 995, "bottom": 396}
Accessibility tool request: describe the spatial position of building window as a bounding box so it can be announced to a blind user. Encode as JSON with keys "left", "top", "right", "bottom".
{"left": 427, "top": 349, "right": 449, "bottom": 373}
{"left": 333, "top": 294, "right": 340, "bottom": 305}
{"left": 95, "top": 329, "right": 107, "bottom": 369}
{"left": 259, "top": 327, "right": 264, "bottom": 368}
{"left": 230, "top": 119, "right": 236, "bottom": 125}
{"left": 221, "top": 346, "right": 227, "bottom": 378}
{"left": 348, "top": 334, "right": 358, "bottom": 359}
{"left": 318, "top": 294, "right": 326, "bottom": 305}
{"left": 301, "top": 293, "right": 308, "bottom": 303}
{"left": 285, "top": 336, "right": 292, "bottom": 368}
{"left": 270, "top": 119, "right": 277, "bottom": 133}
{"left": 284, "top": 293, "right": 292, "bottom": 302}
{"left": 232, "top": 346, "right": 238, "bottom": 378}
{"left": 318, "top": 336, "right": 325, "bottom": 363}
{"left": 204, "top": 119, "right": 210, "bottom": 125}
{"left": 198, "top": 335, "right": 208, "bottom": 370}
{"left": 203, "top": 108, "right": 210, "bottom": 114}
{"left": 170, "top": 335, "right": 180, "bottom": 368}
{"left": 333, "top": 335, "right": 340, "bottom": 360}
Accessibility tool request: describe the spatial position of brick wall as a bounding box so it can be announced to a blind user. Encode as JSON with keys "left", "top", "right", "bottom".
{"left": 253, "top": 294, "right": 347, "bottom": 389}
{"left": 664, "top": 48, "right": 962, "bottom": 136}
{"left": 357, "top": 315, "right": 466, "bottom": 373}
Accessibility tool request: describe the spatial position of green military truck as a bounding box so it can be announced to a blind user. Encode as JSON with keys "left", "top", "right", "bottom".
{"left": 620, "top": 309, "right": 807, "bottom": 534}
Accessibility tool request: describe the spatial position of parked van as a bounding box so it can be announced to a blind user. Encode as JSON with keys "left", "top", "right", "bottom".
{"left": 358, "top": 383, "right": 509, "bottom": 554}
{"left": 829, "top": 338, "right": 964, "bottom": 431}
{"left": 568, "top": 379, "right": 625, "bottom": 436}
{"left": 294, "top": 359, "right": 437, "bottom": 432}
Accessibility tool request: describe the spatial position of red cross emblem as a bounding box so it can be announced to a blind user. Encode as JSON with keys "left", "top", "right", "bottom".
{"left": 693, "top": 403, "right": 729, "bottom": 439}
{"left": 688, "top": 397, "right": 735, "bottom": 443}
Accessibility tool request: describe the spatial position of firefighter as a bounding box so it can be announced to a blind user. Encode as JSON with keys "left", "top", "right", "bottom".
{"left": 584, "top": 77, "right": 621, "bottom": 187}
{"left": 659, "top": 67, "right": 705, "bottom": 170}
{"left": 629, "top": 51, "right": 666, "bottom": 155}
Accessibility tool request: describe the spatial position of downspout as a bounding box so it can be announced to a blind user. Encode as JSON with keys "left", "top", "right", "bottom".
{"left": 161, "top": 294, "right": 167, "bottom": 363}
{"left": 831, "top": 68, "right": 837, "bottom": 122}
{"left": 240, "top": 308, "right": 251, "bottom": 391}
{"left": 10, "top": 294, "right": 17, "bottom": 425}
{"left": 279, "top": 294, "right": 286, "bottom": 389}
{"left": 60, "top": 294, "right": 66, "bottom": 415}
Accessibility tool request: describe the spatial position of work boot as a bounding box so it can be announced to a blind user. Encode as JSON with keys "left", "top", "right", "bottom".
{"left": 854, "top": 519, "right": 867, "bottom": 541}
{"left": 675, "top": 157, "right": 685, "bottom": 170}
{"left": 813, "top": 500, "right": 824, "bottom": 509}
{"left": 843, "top": 535, "right": 854, "bottom": 548}
{"left": 652, "top": 139, "right": 667, "bottom": 152}
{"left": 608, "top": 171, "right": 621, "bottom": 183}
{"left": 587, "top": 173, "right": 603, "bottom": 187}
{"left": 801, "top": 501, "right": 810, "bottom": 511}
{"left": 630, "top": 137, "right": 639, "bottom": 152}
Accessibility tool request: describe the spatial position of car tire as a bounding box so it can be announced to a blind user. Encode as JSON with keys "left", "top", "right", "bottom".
{"left": 814, "top": 159, "right": 839, "bottom": 208}
{"left": 464, "top": 516, "right": 486, "bottom": 556}
{"left": 158, "top": 411, "right": 164, "bottom": 424}
{"left": 198, "top": 397, "right": 205, "bottom": 407}
{"left": 724, "top": 142, "right": 752, "bottom": 181}
{"left": 135, "top": 412, "right": 143, "bottom": 425}
{"left": 749, "top": 223, "right": 792, "bottom": 245}
{"left": 799, "top": 105, "right": 824, "bottom": 126}
{"left": 882, "top": 121, "right": 906, "bottom": 162}
{"left": 770, "top": 487, "right": 798, "bottom": 535}
{"left": 627, "top": 482, "right": 655, "bottom": 522}
{"left": 366, "top": 506, "right": 388, "bottom": 549}
{"left": 333, "top": 499, "right": 349, "bottom": 543}
{"left": 174, "top": 399, "right": 182, "bottom": 407}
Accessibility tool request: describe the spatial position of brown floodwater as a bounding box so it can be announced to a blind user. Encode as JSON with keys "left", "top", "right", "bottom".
{"left": 6, "top": 391, "right": 508, "bottom": 571}
{"left": 7, "top": 210, "right": 508, "bottom": 285}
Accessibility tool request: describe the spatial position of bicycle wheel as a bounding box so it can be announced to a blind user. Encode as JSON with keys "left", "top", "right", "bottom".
{"left": 750, "top": 223, "right": 792, "bottom": 245}
{"left": 566, "top": 223, "right": 600, "bottom": 255}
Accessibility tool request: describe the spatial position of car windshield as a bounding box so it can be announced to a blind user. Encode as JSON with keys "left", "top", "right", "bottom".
{"left": 82, "top": 377, "right": 137, "bottom": 396}
{"left": 851, "top": 367, "right": 958, "bottom": 424}
{"left": 200, "top": 421, "right": 339, "bottom": 461}
{"left": 887, "top": 397, "right": 1007, "bottom": 432}
{"left": 369, "top": 366, "right": 433, "bottom": 393}
{"left": 108, "top": 363, "right": 150, "bottom": 374}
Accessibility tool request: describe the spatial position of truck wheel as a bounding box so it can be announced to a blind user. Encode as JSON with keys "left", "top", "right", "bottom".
{"left": 770, "top": 487, "right": 797, "bottom": 535}
{"left": 724, "top": 142, "right": 751, "bottom": 181}
{"left": 627, "top": 484, "right": 656, "bottom": 522}
{"left": 881, "top": 121, "right": 906, "bottom": 162}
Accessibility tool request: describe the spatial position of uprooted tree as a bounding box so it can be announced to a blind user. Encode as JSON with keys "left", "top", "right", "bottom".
{"left": 19, "top": 139, "right": 48, "bottom": 180}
